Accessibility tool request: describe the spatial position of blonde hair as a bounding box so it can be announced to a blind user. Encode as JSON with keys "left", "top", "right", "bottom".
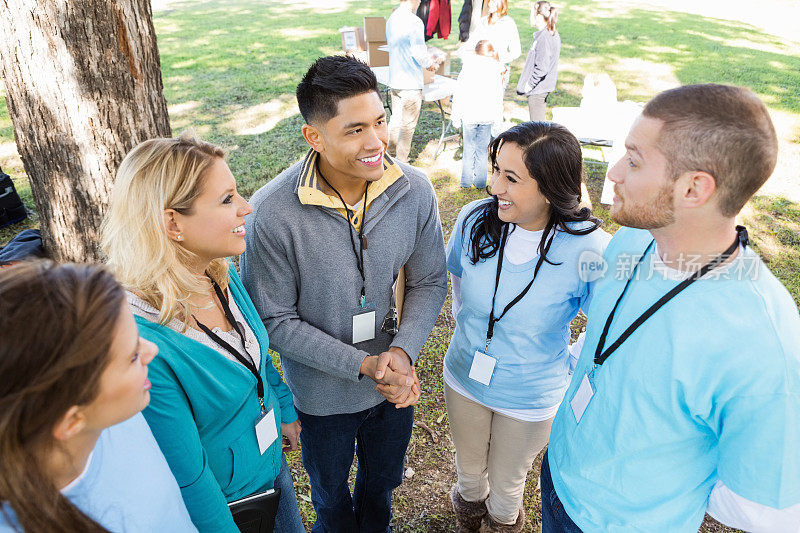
{"left": 534, "top": 1, "right": 558, "bottom": 33}
{"left": 488, "top": 0, "right": 508, "bottom": 24}
{"left": 101, "top": 131, "right": 229, "bottom": 326}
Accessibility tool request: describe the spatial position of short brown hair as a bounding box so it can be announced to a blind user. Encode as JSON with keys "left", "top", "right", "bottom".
{"left": 474, "top": 40, "right": 499, "bottom": 61}
{"left": 642, "top": 84, "right": 777, "bottom": 216}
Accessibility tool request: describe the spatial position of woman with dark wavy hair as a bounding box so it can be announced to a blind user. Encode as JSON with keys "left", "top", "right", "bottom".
{"left": 0, "top": 261, "right": 195, "bottom": 532}
{"left": 444, "top": 122, "right": 610, "bottom": 532}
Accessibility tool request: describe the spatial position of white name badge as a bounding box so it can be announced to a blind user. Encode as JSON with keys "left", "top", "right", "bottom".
{"left": 352, "top": 310, "right": 376, "bottom": 344}
{"left": 255, "top": 409, "right": 278, "bottom": 455}
{"left": 469, "top": 350, "right": 496, "bottom": 386}
{"left": 570, "top": 374, "right": 594, "bottom": 424}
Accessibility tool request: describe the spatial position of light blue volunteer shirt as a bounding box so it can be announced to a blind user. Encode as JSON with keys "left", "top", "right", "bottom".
{"left": 0, "top": 413, "right": 197, "bottom": 533}
{"left": 386, "top": 2, "right": 431, "bottom": 90}
{"left": 445, "top": 199, "right": 610, "bottom": 410}
{"left": 548, "top": 227, "right": 800, "bottom": 531}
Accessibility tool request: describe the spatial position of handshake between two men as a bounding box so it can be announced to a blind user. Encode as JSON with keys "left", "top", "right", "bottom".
{"left": 360, "top": 346, "right": 421, "bottom": 408}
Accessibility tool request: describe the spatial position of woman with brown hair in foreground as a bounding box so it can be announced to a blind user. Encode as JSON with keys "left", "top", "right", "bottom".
{"left": 0, "top": 261, "right": 196, "bottom": 532}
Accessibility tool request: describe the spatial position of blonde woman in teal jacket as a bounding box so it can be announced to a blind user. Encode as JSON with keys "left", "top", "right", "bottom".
{"left": 101, "top": 132, "right": 304, "bottom": 533}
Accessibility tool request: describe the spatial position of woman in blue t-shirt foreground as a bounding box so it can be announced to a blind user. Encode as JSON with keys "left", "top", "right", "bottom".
{"left": 0, "top": 261, "right": 196, "bottom": 532}
{"left": 445, "top": 121, "right": 610, "bottom": 532}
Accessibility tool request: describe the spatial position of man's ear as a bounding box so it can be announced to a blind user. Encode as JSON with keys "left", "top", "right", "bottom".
{"left": 163, "top": 209, "right": 184, "bottom": 242}
{"left": 678, "top": 170, "right": 717, "bottom": 209}
{"left": 53, "top": 406, "right": 87, "bottom": 442}
{"left": 302, "top": 124, "right": 325, "bottom": 153}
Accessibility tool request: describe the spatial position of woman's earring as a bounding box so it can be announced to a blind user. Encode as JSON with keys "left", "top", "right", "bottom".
{"left": 176, "top": 233, "right": 183, "bottom": 241}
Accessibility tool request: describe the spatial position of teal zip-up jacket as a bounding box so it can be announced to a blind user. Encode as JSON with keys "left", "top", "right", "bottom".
{"left": 135, "top": 267, "right": 297, "bottom": 532}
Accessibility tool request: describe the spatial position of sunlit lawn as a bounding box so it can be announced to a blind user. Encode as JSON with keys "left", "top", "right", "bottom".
{"left": 1, "top": 0, "right": 798, "bottom": 530}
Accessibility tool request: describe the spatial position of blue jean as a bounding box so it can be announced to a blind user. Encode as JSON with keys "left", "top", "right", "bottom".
{"left": 540, "top": 451, "right": 583, "bottom": 533}
{"left": 297, "top": 401, "right": 415, "bottom": 533}
{"left": 461, "top": 123, "right": 492, "bottom": 188}
{"left": 274, "top": 453, "right": 305, "bottom": 533}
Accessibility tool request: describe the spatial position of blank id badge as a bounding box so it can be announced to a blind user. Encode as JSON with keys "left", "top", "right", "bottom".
{"left": 352, "top": 302, "right": 376, "bottom": 344}
{"left": 469, "top": 350, "right": 497, "bottom": 386}
{"left": 570, "top": 373, "right": 594, "bottom": 424}
{"left": 255, "top": 409, "right": 278, "bottom": 455}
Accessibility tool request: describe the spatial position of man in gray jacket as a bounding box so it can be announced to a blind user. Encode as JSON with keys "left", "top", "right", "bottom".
{"left": 241, "top": 55, "right": 447, "bottom": 532}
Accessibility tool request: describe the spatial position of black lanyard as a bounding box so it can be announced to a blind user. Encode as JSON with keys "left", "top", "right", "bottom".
{"left": 485, "top": 223, "right": 555, "bottom": 350}
{"left": 593, "top": 226, "right": 748, "bottom": 368}
{"left": 193, "top": 279, "right": 266, "bottom": 414}
{"left": 318, "top": 171, "right": 369, "bottom": 307}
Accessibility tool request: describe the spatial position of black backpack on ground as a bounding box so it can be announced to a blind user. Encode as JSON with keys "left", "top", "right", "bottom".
{"left": 0, "top": 229, "right": 44, "bottom": 265}
{"left": 0, "top": 166, "right": 27, "bottom": 229}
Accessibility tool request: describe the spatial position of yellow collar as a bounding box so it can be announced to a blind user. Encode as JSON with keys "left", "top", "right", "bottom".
{"left": 296, "top": 149, "right": 404, "bottom": 229}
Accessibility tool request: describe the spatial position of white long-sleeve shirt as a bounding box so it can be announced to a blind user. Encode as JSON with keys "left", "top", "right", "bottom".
{"left": 451, "top": 54, "right": 505, "bottom": 128}
{"left": 461, "top": 15, "right": 521, "bottom": 65}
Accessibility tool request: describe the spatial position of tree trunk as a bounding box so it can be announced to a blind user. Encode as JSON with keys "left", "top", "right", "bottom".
{"left": 0, "top": 0, "right": 171, "bottom": 262}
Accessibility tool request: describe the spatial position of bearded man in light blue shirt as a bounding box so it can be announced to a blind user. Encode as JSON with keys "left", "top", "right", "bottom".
{"left": 386, "top": 0, "right": 439, "bottom": 162}
{"left": 543, "top": 84, "right": 800, "bottom": 532}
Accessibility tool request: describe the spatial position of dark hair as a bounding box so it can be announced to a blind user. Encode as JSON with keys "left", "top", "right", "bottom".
{"left": 296, "top": 55, "right": 380, "bottom": 125}
{"left": 642, "top": 84, "right": 777, "bottom": 216}
{"left": 535, "top": 1, "right": 558, "bottom": 33}
{"left": 464, "top": 121, "right": 600, "bottom": 264}
{"left": 0, "top": 261, "right": 124, "bottom": 533}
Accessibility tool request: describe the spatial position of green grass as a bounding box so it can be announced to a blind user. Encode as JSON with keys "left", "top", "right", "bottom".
{"left": 1, "top": 1, "right": 798, "bottom": 530}
{"left": 538, "top": 0, "right": 800, "bottom": 114}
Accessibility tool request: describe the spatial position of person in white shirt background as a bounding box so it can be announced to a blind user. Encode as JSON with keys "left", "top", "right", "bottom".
{"left": 459, "top": 0, "right": 521, "bottom": 87}
{"left": 451, "top": 40, "right": 505, "bottom": 189}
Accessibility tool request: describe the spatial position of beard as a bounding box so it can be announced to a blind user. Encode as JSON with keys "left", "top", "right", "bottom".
{"left": 611, "top": 181, "right": 676, "bottom": 229}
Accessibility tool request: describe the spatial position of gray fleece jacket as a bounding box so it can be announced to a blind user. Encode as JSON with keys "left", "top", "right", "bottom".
{"left": 241, "top": 153, "right": 447, "bottom": 415}
{"left": 516, "top": 29, "right": 561, "bottom": 96}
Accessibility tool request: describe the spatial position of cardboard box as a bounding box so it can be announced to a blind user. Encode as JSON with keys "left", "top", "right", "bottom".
{"left": 367, "top": 40, "right": 389, "bottom": 67}
{"left": 339, "top": 26, "right": 360, "bottom": 52}
{"left": 357, "top": 27, "right": 366, "bottom": 50}
{"left": 422, "top": 62, "right": 446, "bottom": 84}
{"left": 441, "top": 53, "right": 451, "bottom": 76}
{"left": 363, "top": 16, "right": 386, "bottom": 42}
{"left": 423, "top": 49, "right": 450, "bottom": 84}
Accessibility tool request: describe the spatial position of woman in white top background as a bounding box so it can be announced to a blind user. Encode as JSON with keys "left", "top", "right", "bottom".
{"left": 459, "top": 0, "right": 521, "bottom": 86}
{"left": 451, "top": 40, "right": 505, "bottom": 189}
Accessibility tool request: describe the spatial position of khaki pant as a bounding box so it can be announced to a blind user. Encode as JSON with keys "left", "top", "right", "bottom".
{"left": 445, "top": 383, "right": 554, "bottom": 525}
{"left": 387, "top": 89, "right": 422, "bottom": 163}
{"left": 528, "top": 92, "right": 548, "bottom": 121}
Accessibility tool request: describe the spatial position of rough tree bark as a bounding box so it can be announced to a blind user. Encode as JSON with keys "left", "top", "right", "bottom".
{"left": 0, "top": 0, "right": 171, "bottom": 262}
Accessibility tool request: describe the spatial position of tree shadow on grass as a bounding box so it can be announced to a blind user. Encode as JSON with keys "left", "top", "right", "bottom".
{"left": 155, "top": 0, "right": 386, "bottom": 124}
{"left": 220, "top": 114, "right": 309, "bottom": 198}
{"left": 516, "top": 0, "right": 800, "bottom": 114}
{"left": 743, "top": 195, "right": 800, "bottom": 307}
